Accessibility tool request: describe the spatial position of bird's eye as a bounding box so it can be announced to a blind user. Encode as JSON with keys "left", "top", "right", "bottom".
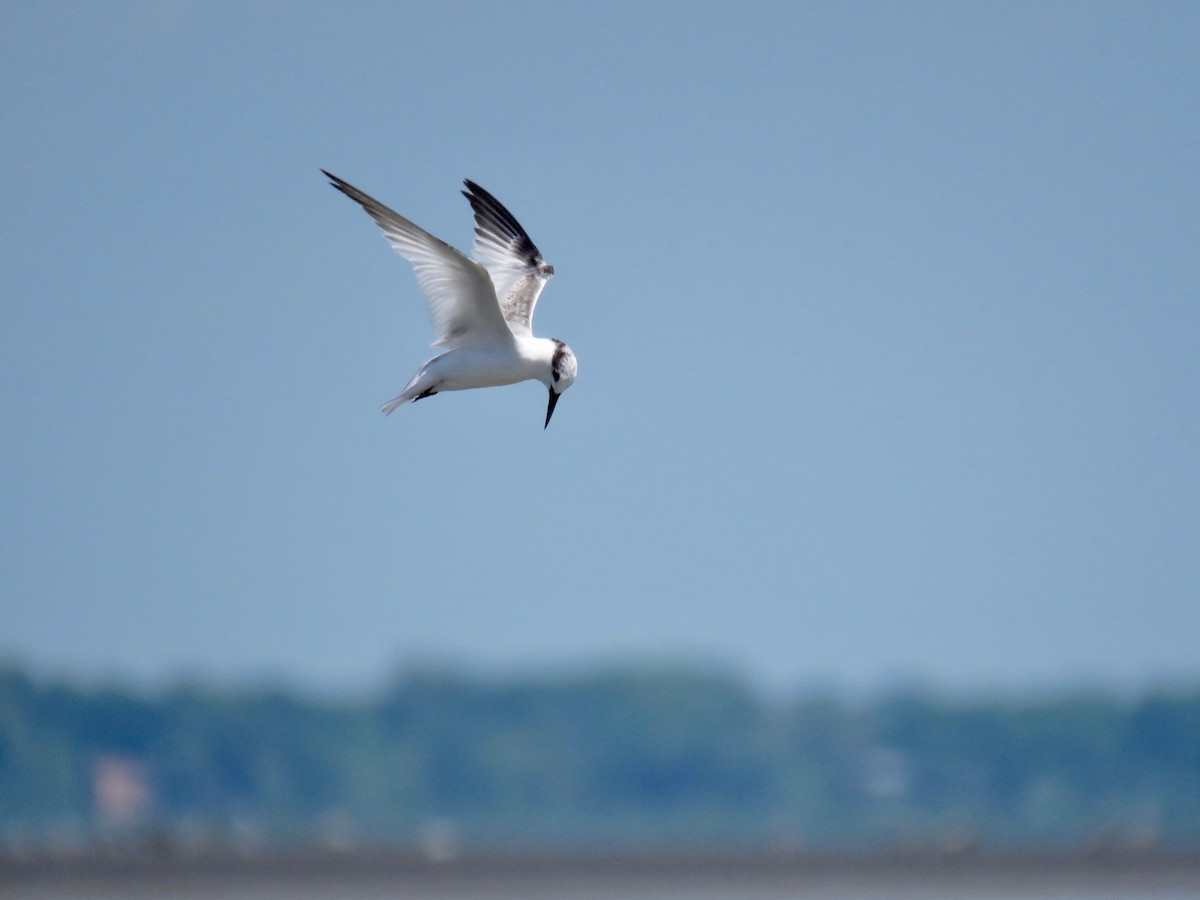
{"left": 552, "top": 371, "right": 560, "bottom": 382}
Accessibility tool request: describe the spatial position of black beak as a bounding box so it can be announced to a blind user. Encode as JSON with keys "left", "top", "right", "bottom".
{"left": 544, "top": 388, "right": 560, "bottom": 429}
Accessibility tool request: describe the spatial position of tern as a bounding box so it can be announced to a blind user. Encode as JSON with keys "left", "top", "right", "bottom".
{"left": 322, "top": 171, "right": 577, "bottom": 428}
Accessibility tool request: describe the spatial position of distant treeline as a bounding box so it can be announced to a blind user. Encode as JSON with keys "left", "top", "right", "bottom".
{"left": 1, "top": 664, "right": 1197, "bottom": 852}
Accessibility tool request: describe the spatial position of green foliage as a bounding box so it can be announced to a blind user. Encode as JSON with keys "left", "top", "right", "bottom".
{"left": 1, "top": 663, "right": 1198, "bottom": 851}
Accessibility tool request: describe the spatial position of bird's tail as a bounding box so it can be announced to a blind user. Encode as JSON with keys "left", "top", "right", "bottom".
{"left": 380, "top": 393, "right": 410, "bottom": 416}
{"left": 380, "top": 378, "right": 437, "bottom": 415}
{"left": 380, "top": 358, "right": 441, "bottom": 416}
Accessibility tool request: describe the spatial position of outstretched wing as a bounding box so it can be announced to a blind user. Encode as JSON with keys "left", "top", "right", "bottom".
{"left": 461, "top": 179, "right": 554, "bottom": 338}
{"left": 323, "top": 171, "right": 513, "bottom": 348}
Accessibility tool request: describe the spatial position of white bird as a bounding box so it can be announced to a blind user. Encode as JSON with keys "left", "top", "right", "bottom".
{"left": 322, "top": 171, "right": 577, "bottom": 428}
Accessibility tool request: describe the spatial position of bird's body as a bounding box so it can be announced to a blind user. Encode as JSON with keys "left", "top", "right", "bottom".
{"left": 382, "top": 337, "right": 565, "bottom": 414}
{"left": 322, "top": 171, "right": 577, "bottom": 427}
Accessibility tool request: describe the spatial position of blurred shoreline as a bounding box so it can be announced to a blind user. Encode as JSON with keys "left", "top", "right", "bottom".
{"left": 6, "top": 665, "right": 1200, "bottom": 855}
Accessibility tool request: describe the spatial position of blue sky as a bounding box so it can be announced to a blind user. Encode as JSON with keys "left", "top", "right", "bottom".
{"left": 2, "top": 1, "right": 1197, "bottom": 694}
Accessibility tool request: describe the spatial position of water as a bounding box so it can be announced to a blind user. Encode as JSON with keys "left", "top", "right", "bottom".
{"left": 6, "top": 852, "right": 1200, "bottom": 900}
{"left": 8, "top": 883, "right": 1200, "bottom": 900}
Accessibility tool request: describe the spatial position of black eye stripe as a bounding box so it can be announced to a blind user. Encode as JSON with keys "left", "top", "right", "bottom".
{"left": 551, "top": 338, "right": 568, "bottom": 383}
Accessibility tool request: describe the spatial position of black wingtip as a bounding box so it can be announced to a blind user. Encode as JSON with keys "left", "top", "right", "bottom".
{"left": 460, "top": 178, "right": 535, "bottom": 249}
{"left": 461, "top": 179, "right": 490, "bottom": 208}
{"left": 321, "top": 170, "right": 368, "bottom": 207}
{"left": 462, "top": 178, "right": 499, "bottom": 207}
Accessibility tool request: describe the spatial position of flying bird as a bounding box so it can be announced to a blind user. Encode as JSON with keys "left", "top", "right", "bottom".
{"left": 322, "top": 171, "right": 577, "bottom": 428}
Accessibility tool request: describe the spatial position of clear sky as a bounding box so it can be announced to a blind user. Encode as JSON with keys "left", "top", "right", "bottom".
{"left": 2, "top": 1, "right": 1197, "bottom": 695}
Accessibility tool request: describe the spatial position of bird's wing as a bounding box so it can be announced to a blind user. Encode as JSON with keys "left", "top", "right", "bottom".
{"left": 323, "top": 171, "right": 513, "bottom": 348}
{"left": 461, "top": 180, "right": 554, "bottom": 339}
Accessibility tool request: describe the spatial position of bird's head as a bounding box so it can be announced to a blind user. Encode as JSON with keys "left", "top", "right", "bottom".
{"left": 544, "top": 340, "right": 577, "bottom": 429}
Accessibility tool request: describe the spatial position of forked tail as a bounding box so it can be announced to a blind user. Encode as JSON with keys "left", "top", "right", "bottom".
{"left": 380, "top": 394, "right": 409, "bottom": 416}
{"left": 380, "top": 385, "right": 438, "bottom": 415}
